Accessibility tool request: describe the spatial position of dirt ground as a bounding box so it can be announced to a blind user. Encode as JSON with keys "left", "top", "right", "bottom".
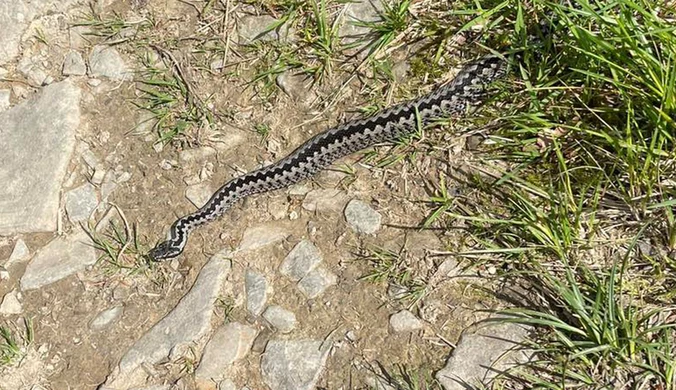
{"left": 0, "top": 0, "right": 507, "bottom": 388}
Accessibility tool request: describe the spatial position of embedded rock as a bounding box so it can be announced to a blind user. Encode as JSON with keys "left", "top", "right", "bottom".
{"left": 0, "top": 80, "right": 81, "bottom": 234}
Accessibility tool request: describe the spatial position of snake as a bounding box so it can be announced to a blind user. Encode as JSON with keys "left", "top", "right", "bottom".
{"left": 149, "top": 55, "right": 508, "bottom": 260}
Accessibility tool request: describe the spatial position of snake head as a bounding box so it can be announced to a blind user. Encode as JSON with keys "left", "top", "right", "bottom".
{"left": 148, "top": 240, "right": 184, "bottom": 261}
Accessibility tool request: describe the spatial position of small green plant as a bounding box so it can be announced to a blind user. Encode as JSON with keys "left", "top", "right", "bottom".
{"left": 302, "top": 0, "right": 342, "bottom": 82}
{"left": 367, "top": 363, "right": 443, "bottom": 390}
{"left": 359, "top": 246, "right": 428, "bottom": 307}
{"left": 353, "top": 0, "right": 411, "bottom": 58}
{"left": 0, "top": 318, "right": 33, "bottom": 366}
{"left": 136, "top": 50, "right": 215, "bottom": 146}
{"left": 87, "top": 213, "right": 169, "bottom": 287}
{"left": 254, "top": 122, "right": 272, "bottom": 143}
{"left": 74, "top": 9, "right": 151, "bottom": 43}
{"left": 176, "top": 346, "right": 199, "bottom": 375}
{"left": 33, "top": 27, "right": 49, "bottom": 45}
{"left": 249, "top": 41, "right": 304, "bottom": 97}
{"left": 90, "top": 220, "right": 149, "bottom": 273}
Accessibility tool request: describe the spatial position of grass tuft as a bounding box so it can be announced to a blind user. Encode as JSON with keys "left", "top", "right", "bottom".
{"left": 88, "top": 217, "right": 170, "bottom": 288}
{"left": 489, "top": 262, "right": 676, "bottom": 388}
{"left": 0, "top": 318, "right": 33, "bottom": 366}
{"left": 359, "top": 246, "right": 428, "bottom": 308}
{"left": 416, "top": 0, "right": 676, "bottom": 387}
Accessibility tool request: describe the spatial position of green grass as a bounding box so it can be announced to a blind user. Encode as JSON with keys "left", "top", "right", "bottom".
{"left": 0, "top": 318, "right": 33, "bottom": 366}
{"left": 488, "top": 261, "right": 676, "bottom": 388}
{"left": 136, "top": 50, "right": 215, "bottom": 146}
{"left": 73, "top": 8, "right": 152, "bottom": 43}
{"left": 301, "top": 0, "right": 342, "bottom": 82}
{"left": 351, "top": 0, "right": 412, "bottom": 58}
{"left": 254, "top": 122, "right": 273, "bottom": 142}
{"left": 359, "top": 246, "right": 429, "bottom": 308}
{"left": 367, "top": 363, "right": 443, "bottom": 390}
{"left": 410, "top": 0, "right": 676, "bottom": 387}
{"left": 88, "top": 219, "right": 170, "bottom": 287}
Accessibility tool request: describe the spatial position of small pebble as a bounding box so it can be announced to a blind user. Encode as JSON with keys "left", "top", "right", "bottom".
{"left": 389, "top": 310, "right": 423, "bottom": 333}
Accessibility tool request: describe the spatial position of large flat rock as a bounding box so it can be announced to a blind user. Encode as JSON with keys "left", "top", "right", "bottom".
{"left": 20, "top": 230, "right": 96, "bottom": 291}
{"left": 101, "top": 252, "right": 232, "bottom": 389}
{"left": 0, "top": 80, "right": 81, "bottom": 234}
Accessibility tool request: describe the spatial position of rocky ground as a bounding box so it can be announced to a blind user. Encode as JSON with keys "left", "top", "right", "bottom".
{"left": 0, "top": 0, "right": 529, "bottom": 389}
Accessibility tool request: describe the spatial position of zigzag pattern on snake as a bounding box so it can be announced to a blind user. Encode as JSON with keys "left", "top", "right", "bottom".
{"left": 149, "top": 55, "right": 508, "bottom": 260}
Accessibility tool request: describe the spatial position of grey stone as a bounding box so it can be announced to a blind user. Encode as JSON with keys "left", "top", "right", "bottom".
{"left": 387, "top": 284, "right": 408, "bottom": 300}
{"left": 0, "top": 80, "right": 81, "bottom": 234}
{"left": 218, "top": 379, "right": 236, "bottom": 390}
{"left": 20, "top": 230, "right": 96, "bottom": 290}
{"left": 262, "top": 305, "right": 297, "bottom": 333}
{"left": 64, "top": 183, "right": 99, "bottom": 223}
{"left": 338, "top": 0, "right": 384, "bottom": 42}
{"left": 5, "top": 238, "right": 30, "bottom": 267}
{"left": 392, "top": 60, "right": 410, "bottom": 83}
{"left": 436, "top": 322, "right": 530, "bottom": 390}
{"left": 134, "top": 109, "right": 157, "bottom": 135}
{"left": 80, "top": 146, "right": 100, "bottom": 169}
{"left": 179, "top": 146, "right": 216, "bottom": 164}
{"left": 211, "top": 126, "right": 247, "bottom": 153}
{"left": 302, "top": 189, "right": 349, "bottom": 212}
{"left": 0, "top": 290, "right": 22, "bottom": 315}
{"left": 237, "top": 224, "right": 289, "bottom": 253}
{"left": 0, "top": 89, "right": 9, "bottom": 112}
{"left": 288, "top": 183, "right": 312, "bottom": 196}
{"left": 276, "top": 72, "right": 315, "bottom": 103}
{"left": 90, "top": 306, "right": 124, "bottom": 330}
{"left": 261, "top": 339, "right": 332, "bottom": 390}
{"left": 17, "top": 56, "right": 49, "bottom": 86}
{"left": 297, "top": 266, "right": 336, "bottom": 299}
{"left": 92, "top": 167, "right": 106, "bottom": 184}
{"left": 112, "top": 252, "right": 231, "bottom": 376}
{"left": 432, "top": 258, "right": 460, "bottom": 281}
{"left": 637, "top": 240, "right": 653, "bottom": 256}
{"left": 68, "top": 24, "right": 91, "bottom": 50}
{"left": 101, "top": 170, "right": 118, "bottom": 200}
{"left": 62, "top": 51, "right": 87, "bottom": 76}
{"left": 0, "top": 3, "right": 31, "bottom": 64}
{"left": 195, "top": 322, "right": 257, "bottom": 382}
{"left": 344, "top": 199, "right": 382, "bottom": 234}
{"left": 389, "top": 310, "right": 423, "bottom": 333}
{"left": 279, "top": 240, "right": 322, "bottom": 282}
{"left": 89, "top": 45, "right": 130, "bottom": 80}
{"left": 185, "top": 183, "right": 213, "bottom": 208}
{"left": 238, "top": 15, "right": 291, "bottom": 45}
{"left": 245, "top": 269, "right": 270, "bottom": 316}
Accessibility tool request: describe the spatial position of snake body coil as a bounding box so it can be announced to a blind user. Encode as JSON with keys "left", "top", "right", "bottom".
{"left": 149, "top": 55, "right": 507, "bottom": 260}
